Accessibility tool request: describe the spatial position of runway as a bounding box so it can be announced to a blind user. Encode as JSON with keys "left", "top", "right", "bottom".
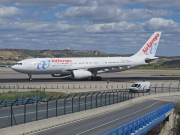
{"left": 0, "top": 67, "right": 179, "bottom": 84}
{"left": 0, "top": 76, "right": 179, "bottom": 83}
{"left": 0, "top": 67, "right": 179, "bottom": 93}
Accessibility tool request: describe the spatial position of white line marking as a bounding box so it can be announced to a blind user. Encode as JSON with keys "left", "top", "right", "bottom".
{"left": 32, "top": 117, "right": 42, "bottom": 121}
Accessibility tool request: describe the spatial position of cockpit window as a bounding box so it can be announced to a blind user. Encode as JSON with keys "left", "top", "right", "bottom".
{"left": 15, "top": 63, "right": 22, "bottom": 65}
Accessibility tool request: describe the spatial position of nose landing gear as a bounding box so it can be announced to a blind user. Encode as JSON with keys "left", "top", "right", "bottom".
{"left": 28, "top": 74, "right": 32, "bottom": 81}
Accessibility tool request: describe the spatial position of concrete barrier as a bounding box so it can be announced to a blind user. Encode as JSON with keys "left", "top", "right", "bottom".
{"left": 0, "top": 92, "right": 180, "bottom": 135}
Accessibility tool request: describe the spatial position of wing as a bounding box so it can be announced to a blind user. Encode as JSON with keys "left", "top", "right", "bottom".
{"left": 64, "top": 63, "right": 131, "bottom": 72}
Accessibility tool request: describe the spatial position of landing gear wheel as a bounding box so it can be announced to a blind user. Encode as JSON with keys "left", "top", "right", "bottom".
{"left": 97, "top": 76, "right": 102, "bottom": 81}
{"left": 91, "top": 76, "right": 96, "bottom": 81}
{"left": 91, "top": 76, "right": 102, "bottom": 81}
{"left": 28, "top": 74, "right": 32, "bottom": 81}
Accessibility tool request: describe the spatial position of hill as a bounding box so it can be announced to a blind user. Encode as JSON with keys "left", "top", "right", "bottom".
{"left": 0, "top": 48, "right": 108, "bottom": 65}
{"left": 162, "top": 60, "right": 180, "bottom": 68}
{"left": 0, "top": 48, "right": 179, "bottom": 68}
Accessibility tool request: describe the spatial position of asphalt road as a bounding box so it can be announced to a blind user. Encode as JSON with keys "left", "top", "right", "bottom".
{"left": 0, "top": 77, "right": 180, "bottom": 85}
{"left": 0, "top": 87, "right": 179, "bottom": 129}
{"left": 31, "top": 99, "right": 174, "bottom": 135}
{"left": 0, "top": 94, "right": 131, "bottom": 128}
{"left": 0, "top": 67, "right": 179, "bottom": 83}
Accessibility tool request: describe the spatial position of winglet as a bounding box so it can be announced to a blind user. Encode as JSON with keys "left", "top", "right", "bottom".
{"left": 133, "top": 32, "right": 161, "bottom": 57}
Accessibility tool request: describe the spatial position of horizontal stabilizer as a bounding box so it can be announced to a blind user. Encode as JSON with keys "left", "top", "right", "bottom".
{"left": 145, "top": 57, "right": 159, "bottom": 64}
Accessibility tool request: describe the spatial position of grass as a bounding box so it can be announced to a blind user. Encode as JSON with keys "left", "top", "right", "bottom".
{"left": 0, "top": 91, "right": 65, "bottom": 101}
{"left": 152, "top": 74, "right": 180, "bottom": 76}
{"left": 174, "top": 104, "right": 180, "bottom": 135}
{"left": 0, "top": 90, "right": 102, "bottom": 101}
{"left": 137, "top": 65, "right": 167, "bottom": 69}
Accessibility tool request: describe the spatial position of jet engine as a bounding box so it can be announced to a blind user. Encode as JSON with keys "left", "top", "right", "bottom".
{"left": 71, "top": 70, "right": 92, "bottom": 79}
{"left": 51, "top": 74, "right": 62, "bottom": 77}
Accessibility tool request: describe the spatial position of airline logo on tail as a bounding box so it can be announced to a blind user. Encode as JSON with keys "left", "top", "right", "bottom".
{"left": 142, "top": 33, "right": 160, "bottom": 55}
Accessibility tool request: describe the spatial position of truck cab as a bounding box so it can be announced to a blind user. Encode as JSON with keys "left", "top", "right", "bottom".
{"left": 129, "top": 82, "right": 151, "bottom": 93}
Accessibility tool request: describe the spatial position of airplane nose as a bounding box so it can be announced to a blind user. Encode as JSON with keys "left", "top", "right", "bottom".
{"left": 11, "top": 65, "right": 17, "bottom": 71}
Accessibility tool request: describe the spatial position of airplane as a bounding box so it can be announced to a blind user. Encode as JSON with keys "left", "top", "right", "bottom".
{"left": 11, "top": 31, "right": 161, "bottom": 81}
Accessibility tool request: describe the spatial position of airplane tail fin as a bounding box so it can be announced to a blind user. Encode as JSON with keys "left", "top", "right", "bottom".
{"left": 133, "top": 32, "right": 161, "bottom": 57}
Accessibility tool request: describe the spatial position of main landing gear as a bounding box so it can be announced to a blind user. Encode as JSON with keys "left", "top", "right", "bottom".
{"left": 28, "top": 74, "right": 32, "bottom": 81}
{"left": 91, "top": 76, "right": 102, "bottom": 81}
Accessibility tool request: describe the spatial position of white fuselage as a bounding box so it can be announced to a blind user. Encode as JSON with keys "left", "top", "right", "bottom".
{"left": 11, "top": 56, "right": 146, "bottom": 75}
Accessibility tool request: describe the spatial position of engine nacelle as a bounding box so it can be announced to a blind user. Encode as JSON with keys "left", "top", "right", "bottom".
{"left": 71, "top": 70, "right": 92, "bottom": 79}
{"left": 51, "top": 74, "right": 62, "bottom": 77}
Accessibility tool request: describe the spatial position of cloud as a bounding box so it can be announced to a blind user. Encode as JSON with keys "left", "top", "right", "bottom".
{"left": 84, "top": 18, "right": 180, "bottom": 34}
{"left": 84, "top": 22, "right": 142, "bottom": 33}
{"left": 0, "top": 0, "right": 88, "bottom": 7}
{"left": 143, "top": 18, "right": 180, "bottom": 32}
{"left": 0, "top": 17, "right": 179, "bottom": 56}
{"left": 1, "top": 0, "right": 179, "bottom": 9}
{"left": 0, "top": 1, "right": 179, "bottom": 56}
{"left": 0, "top": 6, "right": 23, "bottom": 18}
{"left": 124, "top": 0, "right": 180, "bottom": 9}
{"left": 55, "top": 5, "right": 173, "bottom": 23}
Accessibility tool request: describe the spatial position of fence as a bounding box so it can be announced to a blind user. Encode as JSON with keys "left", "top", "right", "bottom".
{"left": 0, "top": 83, "right": 134, "bottom": 92}
{"left": 0, "top": 84, "right": 118, "bottom": 88}
{"left": 0, "top": 83, "right": 179, "bottom": 129}
{"left": 0, "top": 84, "right": 47, "bottom": 93}
{"left": 0, "top": 82, "right": 179, "bottom": 90}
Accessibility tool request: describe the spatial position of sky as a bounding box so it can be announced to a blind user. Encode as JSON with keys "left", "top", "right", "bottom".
{"left": 0, "top": 0, "right": 180, "bottom": 56}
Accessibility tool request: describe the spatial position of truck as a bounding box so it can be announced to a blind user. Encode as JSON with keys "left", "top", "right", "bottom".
{"left": 129, "top": 81, "right": 151, "bottom": 93}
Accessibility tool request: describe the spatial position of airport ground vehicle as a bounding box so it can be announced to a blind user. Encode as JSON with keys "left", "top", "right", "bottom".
{"left": 129, "top": 82, "right": 151, "bottom": 93}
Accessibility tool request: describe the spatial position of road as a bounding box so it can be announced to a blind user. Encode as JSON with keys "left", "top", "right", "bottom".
{"left": 0, "top": 94, "right": 131, "bottom": 128}
{"left": 32, "top": 99, "right": 177, "bottom": 135}
{"left": 0, "top": 86, "right": 179, "bottom": 129}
